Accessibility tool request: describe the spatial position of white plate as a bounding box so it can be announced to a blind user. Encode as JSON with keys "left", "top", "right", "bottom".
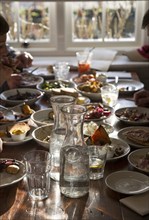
{"left": 109, "top": 80, "right": 144, "bottom": 95}
{"left": 128, "top": 148, "right": 149, "bottom": 173}
{"left": 0, "top": 104, "right": 34, "bottom": 125}
{"left": 118, "top": 126, "right": 149, "bottom": 148}
{"left": 20, "top": 72, "right": 44, "bottom": 88}
{"left": 0, "top": 158, "right": 25, "bottom": 188}
{"left": 84, "top": 103, "right": 113, "bottom": 122}
{"left": 115, "top": 107, "right": 149, "bottom": 125}
{"left": 31, "top": 108, "right": 54, "bottom": 126}
{"left": 0, "top": 123, "right": 34, "bottom": 146}
{"left": 105, "top": 171, "right": 149, "bottom": 194}
{"left": 107, "top": 138, "right": 130, "bottom": 161}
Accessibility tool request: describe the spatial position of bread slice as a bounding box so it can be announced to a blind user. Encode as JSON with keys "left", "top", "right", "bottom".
{"left": 9, "top": 122, "right": 30, "bottom": 134}
{"left": 125, "top": 129, "right": 149, "bottom": 146}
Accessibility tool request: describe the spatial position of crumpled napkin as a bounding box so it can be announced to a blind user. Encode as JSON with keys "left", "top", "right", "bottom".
{"left": 120, "top": 191, "right": 149, "bottom": 216}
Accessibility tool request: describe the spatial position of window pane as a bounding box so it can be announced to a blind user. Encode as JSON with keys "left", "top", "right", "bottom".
{"left": 105, "top": 1, "right": 136, "bottom": 41}
{"left": 72, "top": 1, "right": 136, "bottom": 42}
{"left": 0, "top": 1, "right": 50, "bottom": 42}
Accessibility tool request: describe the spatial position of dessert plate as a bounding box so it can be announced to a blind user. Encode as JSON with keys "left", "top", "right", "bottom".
{"left": 105, "top": 171, "right": 149, "bottom": 194}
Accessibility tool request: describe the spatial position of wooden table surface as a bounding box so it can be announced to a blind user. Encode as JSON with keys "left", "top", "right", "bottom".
{"left": 0, "top": 72, "right": 149, "bottom": 220}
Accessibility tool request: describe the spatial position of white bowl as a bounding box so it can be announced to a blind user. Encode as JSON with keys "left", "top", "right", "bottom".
{"left": 36, "top": 79, "right": 74, "bottom": 96}
{"left": 76, "top": 83, "right": 102, "bottom": 102}
{"left": 31, "top": 108, "right": 54, "bottom": 126}
{"left": 32, "top": 124, "right": 54, "bottom": 149}
{"left": 0, "top": 88, "right": 44, "bottom": 106}
{"left": 10, "top": 131, "right": 27, "bottom": 141}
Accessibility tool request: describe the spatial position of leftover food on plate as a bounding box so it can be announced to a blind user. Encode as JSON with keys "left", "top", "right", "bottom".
{"left": 135, "top": 151, "right": 149, "bottom": 172}
{"left": 84, "top": 103, "right": 112, "bottom": 121}
{"left": 124, "top": 128, "right": 149, "bottom": 146}
{"left": 0, "top": 159, "right": 20, "bottom": 174}
{"left": 115, "top": 107, "right": 149, "bottom": 123}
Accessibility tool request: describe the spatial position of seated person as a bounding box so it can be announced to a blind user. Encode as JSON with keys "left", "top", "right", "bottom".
{"left": 0, "top": 14, "right": 33, "bottom": 92}
{"left": 123, "top": 9, "right": 149, "bottom": 61}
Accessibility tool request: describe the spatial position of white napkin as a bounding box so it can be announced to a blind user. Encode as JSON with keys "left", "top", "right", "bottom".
{"left": 120, "top": 191, "right": 149, "bottom": 216}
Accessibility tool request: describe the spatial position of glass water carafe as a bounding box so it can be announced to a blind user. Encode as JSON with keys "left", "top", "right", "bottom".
{"left": 60, "top": 104, "right": 89, "bottom": 198}
{"left": 49, "top": 95, "right": 75, "bottom": 181}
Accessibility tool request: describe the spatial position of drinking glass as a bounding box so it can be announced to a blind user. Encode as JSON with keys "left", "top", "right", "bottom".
{"left": 53, "top": 62, "right": 70, "bottom": 80}
{"left": 101, "top": 83, "right": 119, "bottom": 107}
{"left": 88, "top": 145, "right": 108, "bottom": 180}
{"left": 76, "top": 51, "right": 93, "bottom": 74}
{"left": 24, "top": 150, "right": 51, "bottom": 200}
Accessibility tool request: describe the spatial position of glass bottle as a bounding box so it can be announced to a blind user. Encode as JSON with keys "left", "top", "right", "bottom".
{"left": 49, "top": 95, "right": 75, "bottom": 181}
{"left": 60, "top": 104, "right": 89, "bottom": 198}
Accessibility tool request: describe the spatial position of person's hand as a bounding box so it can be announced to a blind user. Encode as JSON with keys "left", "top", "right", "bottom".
{"left": 134, "top": 90, "right": 149, "bottom": 107}
{"left": 7, "top": 74, "right": 22, "bottom": 89}
{"left": 16, "top": 52, "right": 33, "bottom": 69}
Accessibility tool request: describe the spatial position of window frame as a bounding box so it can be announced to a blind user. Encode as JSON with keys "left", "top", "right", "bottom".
{"left": 4, "top": 0, "right": 149, "bottom": 56}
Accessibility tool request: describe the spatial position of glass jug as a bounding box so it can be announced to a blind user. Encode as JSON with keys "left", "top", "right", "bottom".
{"left": 60, "top": 104, "right": 89, "bottom": 198}
{"left": 49, "top": 95, "right": 75, "bottom": 181}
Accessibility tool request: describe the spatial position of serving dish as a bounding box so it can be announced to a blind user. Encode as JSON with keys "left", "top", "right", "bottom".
{"left": 118, "top": 126, "right": 149, "bottom": 148}
{"left": 128, "top": 148, "right": 149, "bottom": 173}
{"left": 31, "top": 108, "right": 54, "bottom": 126}
{"left": 84, "top": 103, "right": 113, "bottom": 122}
{"left": 75, "top": 81, "right": 103, "bottom": 102}
{"left": 0, "top": 88, "right": 44, "bottom": 106}
{"left": 105, "top": 171, "right": 149, "bottom": 194}
{"left": 27, "top": 66, "right": 55, "bottom": 79}
{"left": 109, "top": 79, "right": 144, "bottom": 95}
{"left": 32, "top": 124, "right": 54, "bottom": 149}
{"left": 0, "top": 158, "right": 25, "bottom": 188}
{"left": 115, "top": 107, "right": 149, "bottom": 125}
{"left": 106, "top": 137, "right": 130, "bottom": 161}
{"left": 36, "top": 79, "right": 74, "bottom": 96}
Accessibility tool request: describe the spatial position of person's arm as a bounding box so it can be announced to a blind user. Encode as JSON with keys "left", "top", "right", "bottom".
{"left": 0, "top": 81, "right": 9, "bottom": 93}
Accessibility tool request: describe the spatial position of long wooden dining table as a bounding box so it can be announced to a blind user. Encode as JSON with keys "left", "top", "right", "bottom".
{"left": 0, "top": 71, "right": 149, "bottom": 220}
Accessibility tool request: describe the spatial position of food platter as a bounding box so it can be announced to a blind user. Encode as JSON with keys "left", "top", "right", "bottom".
{"left": 128, "top": 148, "right": 149, "bottom": 173}
{"left": 115, "top": 107, "right": 149, "bottom": 125}
{"left": 118, "top": 126, "right": 149, "bottom": 148}
{"left": 105, "top": 171, "right": 149, "bottom": 194}
{"left": 0, "top": 158, "right": 25, "bottom": 188}
{"left": 109, "top": 79, "right": 144, "bottom": 95}
{"left": 84, "top": 103, "right": 113, "bottom": 122}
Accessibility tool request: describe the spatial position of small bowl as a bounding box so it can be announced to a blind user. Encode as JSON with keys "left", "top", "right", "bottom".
{"left": 32, "top": 124, "right": 54, "bottom": 149}
{"left": 10, "top": 130, "right": 27, "bottom": 141}
{"left": 0, "top": 88, "right": 44, "bottom": 106}
{"left": 76, "top": 83, "right": 102, "bottom": 102}
{"left": 31, "top": 108, "right": 54, "bottom": 126}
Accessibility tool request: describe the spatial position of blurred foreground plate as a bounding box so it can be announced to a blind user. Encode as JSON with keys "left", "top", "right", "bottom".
{"left": 105, "top": 171, "right": 149, "bottom": 194}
